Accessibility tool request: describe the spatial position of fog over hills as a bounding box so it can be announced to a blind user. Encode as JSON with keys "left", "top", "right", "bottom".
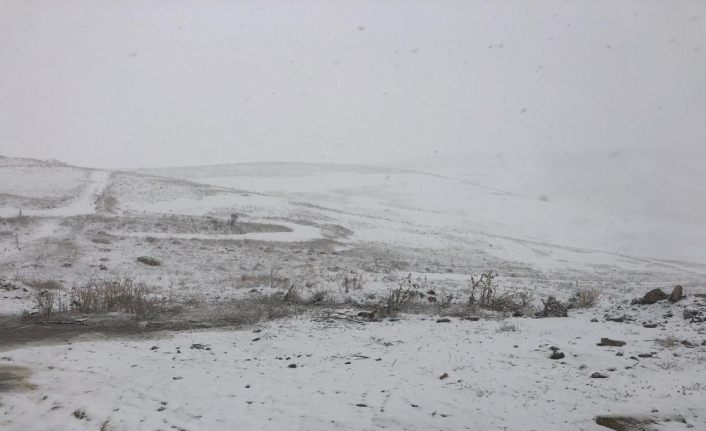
{"left": 1, "top": 1, "right": 704, "bottom": 169}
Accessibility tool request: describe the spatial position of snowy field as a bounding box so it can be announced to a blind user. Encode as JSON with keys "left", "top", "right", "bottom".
{"left": 1, "top": 155, "right": 705, "bottom": 430}
{"left": 2, "top": 310, "right": 705, "bottom": 431}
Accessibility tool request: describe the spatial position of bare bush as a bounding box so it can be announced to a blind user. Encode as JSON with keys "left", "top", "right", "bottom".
{"left": 69, "top": 277, "right": 165, "bottom": 317}
{"left": 490, "top": 291, "right": 534, "bottom": 314}
{"left": 24, "top": 278, "right": 63, "bottom": 291}
{"left": 25, "top": 278, "right": 64, "bottom": 317}
{"left": 437, "top": 302, "right": 476, "bottom": 318}
{"left": 250, "top": 296, "right": 295, "bottom": 321}
{"left": 575, "top": 286, "right": 601, "bottom": 308}
{"left": 437, "top": 294, "right": 454, "bottom": 308}
{"left": 269, "top": 264, "right": 284, "bottom": 289}
{"left": 208, "top": 292, "right": 300, "bottom": 324}
{"left": 469, "top": 271, "right": 534, "bottom": 315}
{"left": 309, "top": 288, "right": 328, "bottom": 304}
{"left": 384, "top": 285, "right": 417, "bottom": 316}
{"left": 470, "top": 271, "right": 497, "bottom": 308}
{"left": 538, "top": 296, "right": 567, "bottom": 317}
{"left": 282, "top": 283, "right": 303, "bottom": 303}
{"left": 342, "top": 272, "right": 365, "bottom": 293}
{"left": 34, "top": 288, "right": 56, "bottom": 316}
{"left": 283, "top": 282, "right": 330, "bottom": 306}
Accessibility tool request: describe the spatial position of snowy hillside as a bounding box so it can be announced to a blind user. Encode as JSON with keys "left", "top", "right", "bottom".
{"left": 1, "top": 156, "right": 704, "bottom": 431}
{"left": 141, "top": 152, "right": 706, "bottom": 272}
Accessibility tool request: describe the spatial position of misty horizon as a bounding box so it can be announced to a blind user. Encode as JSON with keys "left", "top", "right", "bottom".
{"left": 1, "top": 1, "right": 704, "bottom": 169}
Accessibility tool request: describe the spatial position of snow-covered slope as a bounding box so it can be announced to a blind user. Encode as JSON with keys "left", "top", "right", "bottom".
{"left": 2, "top": 155, "right": 705, "bottom": 431}
{"left": 140, "top": 152, "right": 706, "bottom": 273}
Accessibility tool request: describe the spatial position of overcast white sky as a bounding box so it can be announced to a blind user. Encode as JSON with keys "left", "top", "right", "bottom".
{"left": 0, "top": 1, "right": 704, "bottom": 168}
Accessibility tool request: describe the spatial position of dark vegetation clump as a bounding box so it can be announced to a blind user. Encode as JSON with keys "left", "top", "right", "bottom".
{"left": 69, "top": 277, "right": 167, "bottom": 316}
{"left": 469, "top": 271, "right": 535, "bottom": 316}
{"left": 537, "top": 296, "right": 567, "bottom": 318}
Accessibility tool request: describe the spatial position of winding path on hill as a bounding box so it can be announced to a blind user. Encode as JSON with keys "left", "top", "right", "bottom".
{"left": 108, "top": 220, "right": 323, "bottom": 243}
{"left": 0, "top": 170, "right": 111, "bottom": 218}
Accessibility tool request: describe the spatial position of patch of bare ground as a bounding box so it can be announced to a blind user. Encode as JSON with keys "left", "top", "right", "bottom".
{"left": 0, "top": 301, "right": 312, "bottom": 350}
{"left": 0, "top": 365, "right": 34, "bottom": 393}
{"left": 2, "top": 316, "right": 228, "bottom": 351}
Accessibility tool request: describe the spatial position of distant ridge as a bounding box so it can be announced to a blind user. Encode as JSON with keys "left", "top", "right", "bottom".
{"left": 137, "top": 161, "right": 405, "bottom": 179}
{"left": 0, "top": 155, "right": 69, "bottom": 168}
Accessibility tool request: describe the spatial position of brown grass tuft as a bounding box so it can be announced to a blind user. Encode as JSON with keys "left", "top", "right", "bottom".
{"left": 576, "top": 286, "right": 602, "bottom": 308}
{"left": 69, "top": 277, "right": 166, "bottom": 317}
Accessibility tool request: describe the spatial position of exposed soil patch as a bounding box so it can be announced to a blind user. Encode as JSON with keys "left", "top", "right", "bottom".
{"left": 0, "top": 365, "right": 34, "bottom": 392}
{"left": 0, "top": 314, "right": 216, "bottom": 350}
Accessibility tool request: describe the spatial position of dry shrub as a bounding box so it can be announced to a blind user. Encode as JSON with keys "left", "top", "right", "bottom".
{"left": 384, "top": 285, "right": 417, "bottom": 316}
{"left": 436, "top": 288, "right": 454, "bottom": 308}
{"left": 26, "top": 279, "right": 64, "bottom": 317}
{"left": 70, "top": 277, "right": 165, "bottom": 317}
{"left": 34, "top": 288, "right": 56, "bottom": 316}
{"left": 342, "top": 273, "right": 365, "bottom": 293}
{"left": 538, "top": 296, "right": 567, "bottom": 317}
{"left": 469, "top": 271, "right": 534, "bottom": 315}
{"left": 470, "top": 271, "right": 497, "bottom": 308}
{"left": 24, "top": 278, "right": 63, "bottom": 291}
{"left": 576, "top": 286, "right": 601, "bottom": 308}
{"left": 309, "top": 288, "right": 328, "bottom": 304}
{"left": 253, "top": 293, "right": 299, "bottom": 319}
{"left": 208, "top": 293, "right": 296, "bottom": 324}
{"left": 438, "top": 302, "right": 478, "bottom": 318}
{"left": 268, "top": 264, "right": 290, "bottom": 289}
{"left": 281, "top": 282, "right": 330, "bottom": 306}
{"left": 282, "top": 283, "right": 303, "bottom": 303}
{"left": 488, "top": 291, "right": 534, "bottom": 314}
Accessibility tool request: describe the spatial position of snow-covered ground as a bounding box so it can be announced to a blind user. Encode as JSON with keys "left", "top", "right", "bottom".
{"left": 142, "top": 155, "right": 706, "bottom": 274}
{"left": 1, "top": 155, "right": 705, "bottom": 431}
{"left": 2, "top": 308, "right": 705, "bottom": 431}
